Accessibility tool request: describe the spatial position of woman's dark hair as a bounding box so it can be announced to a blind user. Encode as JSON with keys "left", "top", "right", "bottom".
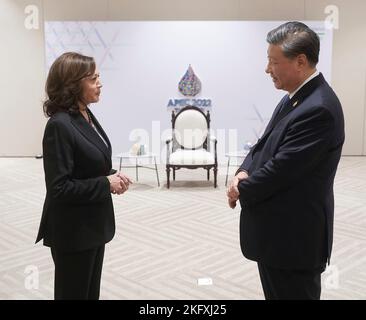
{"left": 43, "top": 52, "right": 96, "bottom": 117}
{"left": 266, "top": 21, "right": 320, "bottom": 67}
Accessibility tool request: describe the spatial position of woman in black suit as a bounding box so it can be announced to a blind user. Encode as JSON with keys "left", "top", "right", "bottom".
{"left": 36, "top": 52, "right": 132, "bottom": 300}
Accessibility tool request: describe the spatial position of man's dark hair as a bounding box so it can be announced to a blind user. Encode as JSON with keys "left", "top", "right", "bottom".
{"left": 266, "top": 21, "right": 320, "bottom": 67}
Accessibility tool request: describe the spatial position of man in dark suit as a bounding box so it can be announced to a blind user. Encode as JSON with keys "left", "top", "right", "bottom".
{"left": 227, "top": 22, "right": 345, "bottom": 300}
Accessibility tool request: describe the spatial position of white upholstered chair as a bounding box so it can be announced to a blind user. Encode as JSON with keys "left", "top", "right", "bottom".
{"left": 166, "top": 105, "right": 217, "bottom": 188}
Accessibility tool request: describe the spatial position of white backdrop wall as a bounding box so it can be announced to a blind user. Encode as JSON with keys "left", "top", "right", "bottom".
{"left": 44, "top": 21, "right": 332, "bottom": 164}
{"left": 1, "top": 0, "right": 366, "bottom": 157}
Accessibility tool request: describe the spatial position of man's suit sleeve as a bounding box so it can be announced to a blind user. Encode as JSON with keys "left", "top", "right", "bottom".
{"left": 238, "top": 106, "right": 335, "bottom": 206}
{"left": 43, "top": 119, "right": 111, "bottom": 204}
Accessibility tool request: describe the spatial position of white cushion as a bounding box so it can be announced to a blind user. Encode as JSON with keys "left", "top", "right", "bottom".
{"left": 169, "top": 149, "right": 215, "bottom": 165}
{"left": 174, "top": 109, "right": 208, "bottom": 149}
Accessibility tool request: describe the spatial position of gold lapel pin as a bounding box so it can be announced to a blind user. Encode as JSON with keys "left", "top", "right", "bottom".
{"left": 292, "top": 101, "right": 298, "bottom": 107}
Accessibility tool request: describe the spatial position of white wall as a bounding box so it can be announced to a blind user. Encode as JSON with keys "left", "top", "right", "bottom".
{"left": 0, "top": 0, "right": 46, "bottom": 156}
{"left": 304, "top": 0, "right": 366, "bottom": 155}
{"left": 1, "top": 0, "right": 365, "bottom": 156}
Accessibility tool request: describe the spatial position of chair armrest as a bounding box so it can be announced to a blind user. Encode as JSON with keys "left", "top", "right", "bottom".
{"left": 206, "top": 135, "right": 216, "bottom": 154}
{"left": 208, "top": 135, "right": 217, "bottom": 164}
{"left": 166, "top": 137, "right": 173, "bottom": 164}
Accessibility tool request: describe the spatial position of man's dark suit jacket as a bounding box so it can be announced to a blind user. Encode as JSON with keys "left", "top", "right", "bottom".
{"left": 237, "top": 73, "right": 345, "bottom": 270}
{"left": 36, "top": 109, "right": 116, "bottom": 252}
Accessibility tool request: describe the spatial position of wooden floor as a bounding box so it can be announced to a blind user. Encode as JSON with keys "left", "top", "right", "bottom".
{"left": 0, "top": 156, "right": 365, "bottom": 300}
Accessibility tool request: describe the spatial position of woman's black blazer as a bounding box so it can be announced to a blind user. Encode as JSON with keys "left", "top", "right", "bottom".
{"left": 36, "top": 109, "right": 116, "bottom": 252}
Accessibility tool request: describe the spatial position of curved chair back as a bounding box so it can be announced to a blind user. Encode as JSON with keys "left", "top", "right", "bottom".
{"left": 172, "top": 106, "right": 209, "bottom": 150}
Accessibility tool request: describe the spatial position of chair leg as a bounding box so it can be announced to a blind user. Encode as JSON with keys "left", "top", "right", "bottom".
{"left": 207, "top": 168, "right": 210, "bottom": 181}
{"left": 173, "top": 168, "right": 176, "bottom": 181}
{"left": 154, "top": 156, "right": 160, "bottom": 187}
{"left": 166, "top": 167, "right": 170, "bottom": 189}
{"left": 214, "top": 166, "right": 218, "bottom": 188}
